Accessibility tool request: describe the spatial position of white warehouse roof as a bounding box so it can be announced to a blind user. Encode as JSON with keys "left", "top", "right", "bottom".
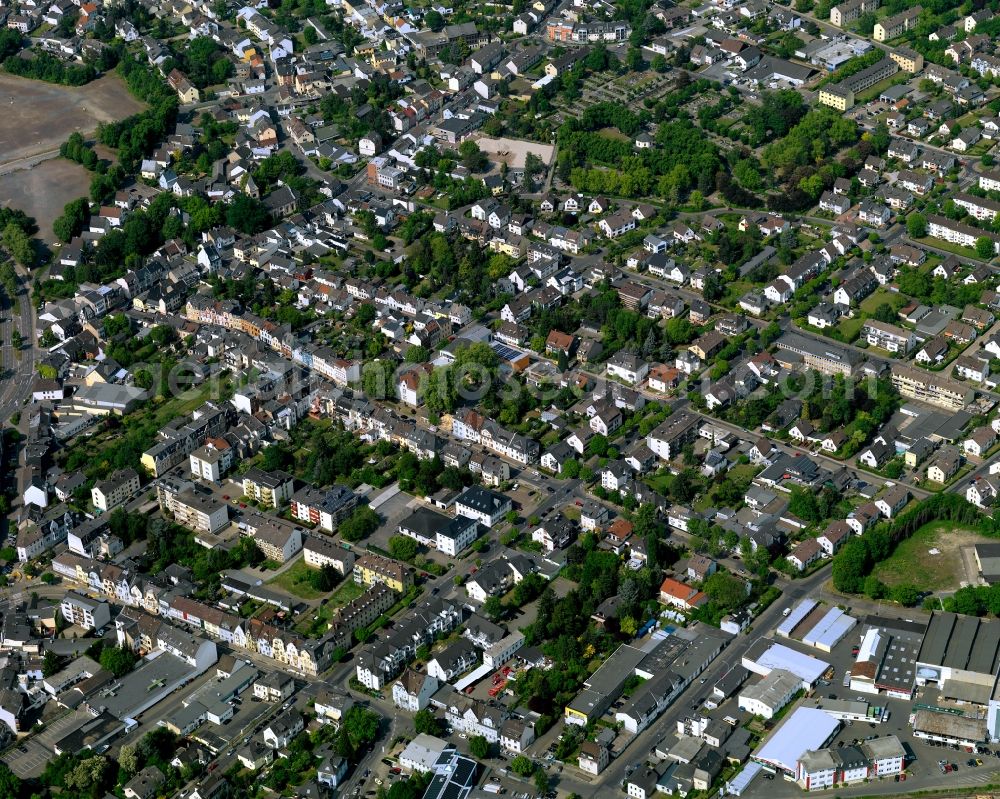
{"left": 803, "top": 607, "right": 857, "bottom": 652}
{"left": 754, "top": 707, "right": 841, "bottom": 775}
{"left": 776, "top": 598, "right": 816, "bottom": 638}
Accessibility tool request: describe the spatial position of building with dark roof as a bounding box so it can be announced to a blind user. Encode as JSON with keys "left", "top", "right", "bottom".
{"left": 915, "top": 612, "right": 1000, "bottom": 709}
{"left": 974, "top": 543, "right": 1000, "bottom": 583}
{"left": 454, "top": 486, "right": 512, "bottom": 528}
{"left": 422, "top": 749, "right": 478, "bottom": 799}
{"left": 397, "top": 507, "right": 480, "bottom": 557}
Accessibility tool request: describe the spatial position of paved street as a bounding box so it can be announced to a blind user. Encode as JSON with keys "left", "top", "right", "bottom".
{"left": 0, "top": 265, "right": 36, "bottom": 421}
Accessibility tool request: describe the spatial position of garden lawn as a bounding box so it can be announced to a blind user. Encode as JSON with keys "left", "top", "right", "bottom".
{"left": 268, "top": 557, "right": 326, "bottom": 600}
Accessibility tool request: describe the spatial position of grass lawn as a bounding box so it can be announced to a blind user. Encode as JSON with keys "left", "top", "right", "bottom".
{"left": 965, "top": 138, "right": 997, "bottom": 158}
{"left": 859, "top": 287, "right": 907, "bottom": 316}
{"left": 835, "top": 316, "right": 864, "bottom": 343}
{"left": 856, "top": 76, "right": 904, "bottom": 104}
{"left": 915, "top": 236, "right": 988, "bottom": 262}
{"left": 728, "top": 462, "right": 762, "bottom": 485}
{"left": 268, "top": 557, "right": 327, "bottom": 600}
{"left": 645, "top": 472, "right": 675, "bottom": 496}
{"left": 722, "top": 280, "right": 752, "bottom": 307}
{"left": 598, "top": 126, "right": 629, "bottom": 141}
{"left": 872, "top": 521, "right": 982, "bottom": 591}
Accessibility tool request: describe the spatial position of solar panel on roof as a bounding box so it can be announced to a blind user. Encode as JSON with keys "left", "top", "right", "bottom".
{"left": 489, "top": 342, "right": 524, "bottom": 362}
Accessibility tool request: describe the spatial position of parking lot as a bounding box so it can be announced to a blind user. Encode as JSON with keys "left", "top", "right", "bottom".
{"left": 3, "top": 708, "right": 92, "bottom": 778}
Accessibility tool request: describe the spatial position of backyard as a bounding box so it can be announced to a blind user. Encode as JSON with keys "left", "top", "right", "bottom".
{"left": 293, "top": 580, "right": 365, "bottom": 638}
{"left": 268, "top": 557, "right": 330, "bottom": 601}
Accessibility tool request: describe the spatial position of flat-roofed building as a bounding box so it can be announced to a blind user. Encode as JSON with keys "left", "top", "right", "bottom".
{"left": 158, "top": 484, "right": 229, "bottom": 535}
{"left": 975, "top": 543, "right": 1000, "bottom": 583}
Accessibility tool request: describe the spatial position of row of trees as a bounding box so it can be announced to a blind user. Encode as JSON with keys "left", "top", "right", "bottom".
{"left": 59, "top": 130, "right": 132, "bottom": 207}
{"left": 5, "top": 50, "right": 97, "bottom": 85}
{"left": 832, "top": 493, "right": 985, "bottom": 595}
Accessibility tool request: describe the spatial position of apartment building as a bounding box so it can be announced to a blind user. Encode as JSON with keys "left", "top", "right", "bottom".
{"left": 874, "top": 6, "right": 921, "bottom": 40}
{"left": 861, "top": 320, "right": 916, "bottom": 353}
{"left": 61, "top": 591, "right": 111, "bottom": 631}
{"left": 953, "top": 193, "right": 1000, "bottom": 222}
{"left": 979, "top": 171, "right": 1000, "bottom": 192}
{"left": 927, "top": 215, "right": 1000, "bottom": 254}
{"left": 157, "top": 480, "right": 229, "bottom": 535}
{"left": 775, "top": 332, "right": 861, "bottom": 376}
{"left": 829, "top": 0, "right": 879, "bottom": 26}
{"left": 646, "top": 412, "right": 699, "bottom": 461}
{"left": 91, "top": 468, "right": 141, "bottom": 513}
{"left": 818, "top": 83, "right": 855, "bottom": 112}
{"left": 242, "top": 468, "right": 294, "bottom": 508}
{"left": 819, "top": 58, "right": 898, "bottom": 111}
{"left": 303, "top": 535, "right": 356, "bottom": 574}
{"left": 890, "top": 47, "right": 924, "bottom": 72}
{"left": 455, "top": 486, "right": 513, "bottom": 528}
{"left": 188, "top": 441, "right": 234, "bottom": 482}
{"left": 451, "top": 409, "right": 540, "bottom": 464}
{"left": 239, "top": 513, "right": 304, "bottom": 564}
{"left": 354, "top": 553, "right": 413, "bottom": 593}
{"left": 890, "top": 364, "right": 974, "bottom": 411}
{"left": 290, "top": 485, "right": 359, "bottom": 533}
{"left": 397, "top": 508, "right": 481, "bottom": 557}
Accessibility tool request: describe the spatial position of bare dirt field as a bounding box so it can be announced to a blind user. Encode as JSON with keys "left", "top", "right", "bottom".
{"left": 0, "top": 72, "right": 145, "bottom": 166}
{"left": 0, "top": 158, "right": 91, "bottom": 241}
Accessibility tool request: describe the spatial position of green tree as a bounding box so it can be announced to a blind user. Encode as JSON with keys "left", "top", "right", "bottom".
{"left": 0, "top": 763, "right": 21, "bottom": 799}
{"left": 832, "top": 537, "right": 871, "bottom": 594}
{"left": 339, "top": 505, "right": 380, "bottom": 542}
{"left": 99, "top": 645, "right": 138, "bottom": 677}
{"left": 362, "top": 359, "right": 395, "bottom": 398}
{"left": 458, "top": 140, "right": 488, "bottom": 172}
{"left": 870, "top": 302, "right": 897, "bottom": 323}
{"left": 2, "top": 223, "right": 33, "bottom": 267}
{"left": 414, "top": 708, "right": 443, "bottom": 736}
{"left": 42, "top": 650, "right": 65, "bottom": 677}
{"left": 891, "top": 584, "right": 920, "bottom": 607}
{"left": 561, "top": 459, "right": 581, "bottom": 478}
{"left": 424, "top": 9, "right": 444, "bottom": 30}
{"left": 388, "top": 534, "right": 418, "bottom": 562}
{"left": 483, "top": 595, "right": 505, "bottom": 622}
{"left": 510, "top": 755, "right": 534, "bottom": 776}
{"left": 906, "top": 212, "right": 927, "bottom": 239}
{"left": 702, "top": 572, "right": 747, "bottom": 610}
{"left": 309, "top": 564, "right": 341, "bottom": 592}
{"left": 226, "top": 195, "right": 272, "bottom": 234}
{"left": 976, "top": 236, "right": 995, "bottom": 259}
{"left": 342, "top": 705, "right": 381, "bottom": 750}
{"left": 863, "top": 574, "right": 887, "bottom": 599}
{"left": 469, "top": 735, "right": 490, "bottom": 759}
